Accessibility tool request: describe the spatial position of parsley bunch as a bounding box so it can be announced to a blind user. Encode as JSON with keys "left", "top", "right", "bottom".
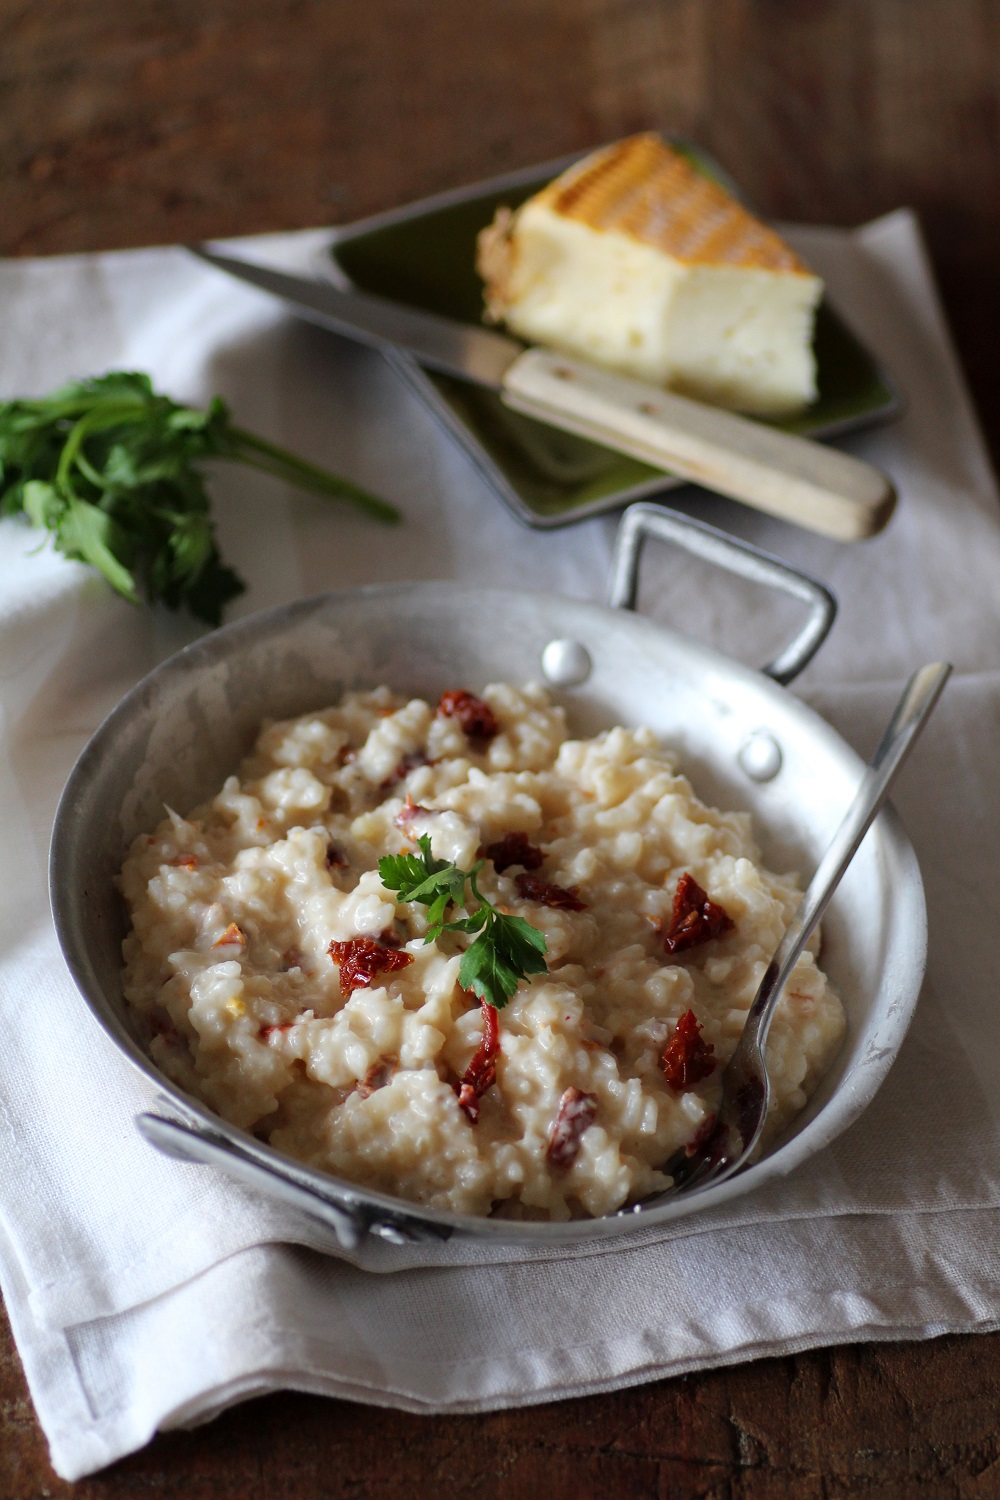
{"left": 379, "top": 835, "right": 548, "bottom": 1009}
{"left": 0, "top": 371, "right": 399, "bottom": 625}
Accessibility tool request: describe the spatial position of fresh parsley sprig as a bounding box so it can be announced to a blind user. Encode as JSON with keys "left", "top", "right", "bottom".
{"left": 0, "top": 371, "right": 399, "bottom": 625}
{"left": 378, "top": 834, "right": 548, "bottom": 1009}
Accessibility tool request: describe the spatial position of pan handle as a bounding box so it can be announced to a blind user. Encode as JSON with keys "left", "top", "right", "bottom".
{"left": 607, "top": 502, "right": 837, "bottom": 686}
{"left": 135, "top": 1111, "right": 451, "bottom": 1251}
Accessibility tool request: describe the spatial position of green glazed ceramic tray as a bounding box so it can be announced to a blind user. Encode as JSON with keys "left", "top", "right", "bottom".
{"left": 329, "top": 145, "right": 902, "bottom": 528}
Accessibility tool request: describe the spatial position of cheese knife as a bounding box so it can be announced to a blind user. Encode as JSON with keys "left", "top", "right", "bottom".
{"left": 191, "top": 245, "right": 896, "bottom": 541}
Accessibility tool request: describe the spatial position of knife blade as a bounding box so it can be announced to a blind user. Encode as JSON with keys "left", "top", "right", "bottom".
{"left": 191, "top": 245, "right": 896, "bottom": 542}
{"left": 191, "top": 246, "right": 522, "bottom": 389}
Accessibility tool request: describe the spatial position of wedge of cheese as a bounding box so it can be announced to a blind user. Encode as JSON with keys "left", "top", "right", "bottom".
{"left": 476, "top": 135, "right": 823, "bottom": 417}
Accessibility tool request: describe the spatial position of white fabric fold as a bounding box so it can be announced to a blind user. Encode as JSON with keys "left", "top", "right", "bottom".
{"left": 2, "top": 210, "right": 999, "bottom": 1480}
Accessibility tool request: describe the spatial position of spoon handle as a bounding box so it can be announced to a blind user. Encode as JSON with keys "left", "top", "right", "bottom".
{"left": 736, "top": 661, "right": 951, "bottom": 1111}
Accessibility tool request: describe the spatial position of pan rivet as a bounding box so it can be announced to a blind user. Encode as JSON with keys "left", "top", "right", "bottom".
{"left": 541, "top": 639, "right": 592, "bottom": 687}
{"left": 371, "top": 1221, "right": 412, "bottom": 1245}
{"left": 739, "top": 731, "right": 782, "bottom": 782}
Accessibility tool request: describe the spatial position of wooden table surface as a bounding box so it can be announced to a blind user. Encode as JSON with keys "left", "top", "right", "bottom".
{"left": 3, "top": 3, "right": 1000, "bottom": 1494}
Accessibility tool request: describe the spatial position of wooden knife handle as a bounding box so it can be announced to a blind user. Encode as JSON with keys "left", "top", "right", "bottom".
{"left": 501, "top": 348, "right": 896, "bottom": 541}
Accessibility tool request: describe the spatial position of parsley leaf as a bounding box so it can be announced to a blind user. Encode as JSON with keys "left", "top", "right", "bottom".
{"left": 459, "top": 908, "right": 548, "bottom": 1007}
{"left": 0, "top": 371, "right": 399, "bottom": 625}
{"left": 378, "top": 836, "right": 466, "bottom": 907}
{"left": 378, "top": 835, "right": 471, "bottom": 940}
{"left": 378, "top": 835, "right": 548, "bottom": 1008}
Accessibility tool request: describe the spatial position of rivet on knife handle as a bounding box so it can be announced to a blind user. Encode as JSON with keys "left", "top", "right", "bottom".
{"left": 501, "top": 348, "right": 897, "bottom": 542}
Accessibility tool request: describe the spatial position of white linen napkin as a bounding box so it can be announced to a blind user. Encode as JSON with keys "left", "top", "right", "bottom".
{"left": 2, "top": 210, "right": 1000, "bottom": 1480}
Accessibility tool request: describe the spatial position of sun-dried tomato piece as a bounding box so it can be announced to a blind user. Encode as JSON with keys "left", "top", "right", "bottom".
{"left": 465, "top": 997, "right": 500, "bottom": 1094}
{"left": 437, "top": 689, "right": 500, "bottom": 742}
{"left": 455, "top": 1081, "right": 481, "bottom": 1123}
{"left": 259, "top": 1021, "right": 294, "bottom": 1041}
{"left": 484, "top": 831, "right": 545, "bottom": 874}
{"left": 212, "top": 922, "right": 246, "bottom": 948}
{"left": 455, "top": 998, "right": 500, "bottom": 1121}
{"left": 380, "top": 751, "right": 430, "bottom": 792}
{"left": 394, "top": 795, "right": 430, "bottom": 827}
{"left": 328, "top": 936, "right": 413, "bottom": 997}
{"left": 661, "top": 1009, "right": 717, "bottom": 1090}
{"left": 150, "top": 1012, "right": 181, "bottom": 1045}
{"left": 356, "top": 1057, "right": 396, "bottom": 1098}
{"left": 546, "top": 1087, "right": 598, "bottom": 1168}
{"left": 514, "top": 872, "right": 586, "bottom": 911}
{"left": 684, "top": 1111, "right": 718, "bottom": 1158}
{"left": 325, "top": 841, "right": 349, "bottom": 870}
{"left": 167, "top": 853, "right": 199, "bottom": 869}
{"left": 660, "top": 873, "right": 734, "bottom": 955}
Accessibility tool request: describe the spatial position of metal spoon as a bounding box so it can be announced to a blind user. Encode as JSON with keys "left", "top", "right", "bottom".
{"left": 665, "top": 660, "right": 951, "bottom": 1197}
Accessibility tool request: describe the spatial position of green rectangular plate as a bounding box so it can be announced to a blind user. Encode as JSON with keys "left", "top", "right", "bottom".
{"left": 330, "top": 145, "right": 902, "bottom": 528}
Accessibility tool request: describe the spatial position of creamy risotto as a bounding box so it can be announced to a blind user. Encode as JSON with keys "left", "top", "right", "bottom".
{"left": 119, "top": 682, "right": 845, "bottom": 1221}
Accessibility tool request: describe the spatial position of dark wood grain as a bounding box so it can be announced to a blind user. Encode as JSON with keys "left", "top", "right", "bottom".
{"left": 3, "top": 1, "right": 1000, "bottom": 1490}
{"left": 2, "top": 0, "right": 998, "bottom": 461}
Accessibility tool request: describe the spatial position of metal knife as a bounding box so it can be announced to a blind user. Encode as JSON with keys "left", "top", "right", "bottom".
{"left": 191, "top": 245, "right": 896, "bottom": 541}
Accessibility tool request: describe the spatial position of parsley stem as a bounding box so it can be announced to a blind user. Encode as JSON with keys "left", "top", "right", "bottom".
{"left": 55, "top": 402, "right": 151, "bottom": 495}
{"left": 226, "top": 427, "right": 400, "bottom": 524}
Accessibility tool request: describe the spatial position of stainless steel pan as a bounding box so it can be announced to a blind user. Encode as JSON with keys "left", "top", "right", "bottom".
{"left": 49, "top": 503, "right": 927, "bottom": 1252}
